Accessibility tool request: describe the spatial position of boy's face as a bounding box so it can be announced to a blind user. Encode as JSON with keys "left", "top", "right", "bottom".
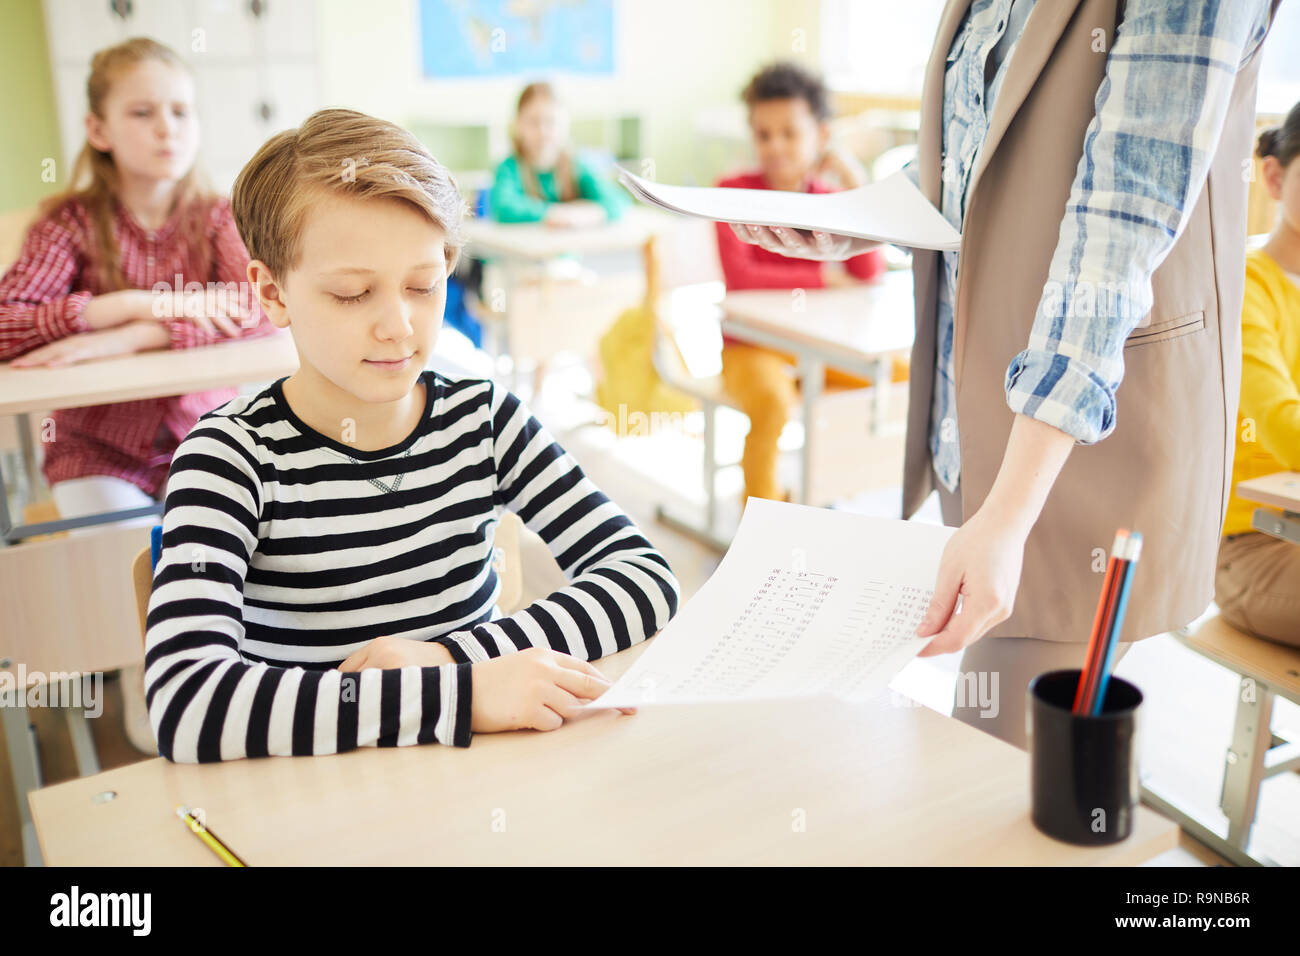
{"left": 255, "top": 192, "right": 450, "bottom": 406}
{"left": 86, "top": 59, "right": 200, "bottom": 184}
{"left": 748, "top": 97, "right": 829, "bottom": 189}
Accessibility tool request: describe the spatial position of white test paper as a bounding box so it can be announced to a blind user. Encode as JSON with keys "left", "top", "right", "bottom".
{"left": 588, "top": 499, "right": 957, "bottom": 709}
{"left": 617, "top": 168, "right": 962, "bottom": 252}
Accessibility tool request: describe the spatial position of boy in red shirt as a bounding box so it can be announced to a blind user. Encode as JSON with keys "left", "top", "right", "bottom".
{"left": 716, "top": 62, "right": 902, "bottom": 503}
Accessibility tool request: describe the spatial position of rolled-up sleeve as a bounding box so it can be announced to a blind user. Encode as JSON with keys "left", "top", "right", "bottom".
{"left": 1005, "top": 0, "right": 1274, "bottom": 443}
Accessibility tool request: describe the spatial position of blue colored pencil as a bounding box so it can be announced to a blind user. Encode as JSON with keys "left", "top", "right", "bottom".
{"left": 1089, "top": 531, "right": 1142, "bottom": 716}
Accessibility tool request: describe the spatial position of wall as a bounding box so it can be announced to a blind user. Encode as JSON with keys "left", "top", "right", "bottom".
{"left": 314, "top": 0, "right": 809, "bottom": 186}
{"left": 0, "top": 0, "right": 63, "bottom": 214}
{"left": 3, "top": 0, "right": 830, "bottom": 210}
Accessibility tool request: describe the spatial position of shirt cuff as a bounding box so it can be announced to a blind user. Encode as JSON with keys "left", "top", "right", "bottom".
{"left": 438, "top": 662, "right": 473, "bottom": 748}
{"left": 1004, "top": 348, "right": 1116, "bottom": 444}
{"left": 37, "top": 291, "right": 93, "bottom": 342}
{"left": 433, "top": 632, "right": 491, "bottom": 664}
{"left": 166, "top": 318, "right": 220, "bottom": 350}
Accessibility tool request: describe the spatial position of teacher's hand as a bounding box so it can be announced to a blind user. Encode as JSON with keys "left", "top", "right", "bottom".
{"left": 728, "top": 223, "right": 880, "bottom": 261}
{"left": 914, "top": 415, "right": 1076, "bottom": 657}
{"left": 914, "top": 507, "right": 1028, "bottom": 657}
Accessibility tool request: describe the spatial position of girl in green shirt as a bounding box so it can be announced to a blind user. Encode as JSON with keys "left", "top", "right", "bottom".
{"left": 491, "top": 81, "right": 627, "bottom": 226}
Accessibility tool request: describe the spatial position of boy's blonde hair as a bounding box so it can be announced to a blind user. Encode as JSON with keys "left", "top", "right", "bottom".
{"left": 231, "top": 108, "right": 467, "bottom": 278}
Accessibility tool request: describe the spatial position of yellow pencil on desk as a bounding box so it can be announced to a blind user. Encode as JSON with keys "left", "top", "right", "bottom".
{"left": 175, "top": 805, "right": 248, "bottom": 867}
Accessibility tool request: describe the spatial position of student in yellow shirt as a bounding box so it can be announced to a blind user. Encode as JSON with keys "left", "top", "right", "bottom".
{"left": 1217, "top": 102, "right": 1300, "bottom": 649}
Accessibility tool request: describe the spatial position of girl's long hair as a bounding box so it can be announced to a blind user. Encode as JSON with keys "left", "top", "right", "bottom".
{"left": 511, "top": 82, "right": 577, "bottom": 203}
{"left": 39, "top": 37, "right": 216, "bottom": 292}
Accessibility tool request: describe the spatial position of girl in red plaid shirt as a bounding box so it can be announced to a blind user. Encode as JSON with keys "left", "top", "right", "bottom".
{"left": 0, "top": 37, "right": 274, "bottom": 752}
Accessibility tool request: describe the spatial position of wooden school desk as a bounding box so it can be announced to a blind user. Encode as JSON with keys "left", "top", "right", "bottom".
{"left": 0, "top": 330, "right": 297, "bottom": 865}
{"left": 1237, "top": 472, "right": 1300, "bottom": 546}
{"left": 0, "top": 330, "right": 298, "bottom": 545}
{"left": 720, "top": 269, "right": 915, "bottom": 500}
{"left": 463, "top": 207, "right": 670, "bottom": 372}
{"left": 29, "top": 639, "right": 1178, "bottom": 866}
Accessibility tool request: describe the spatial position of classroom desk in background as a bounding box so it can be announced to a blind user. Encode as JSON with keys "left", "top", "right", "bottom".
{"left": 0, "top": 330, "right": 299, "bottom": 865}
{"left": 0, "top": 330, "right": 299, "bottom": 545}
{"left": 1237, "top": 472, "right": 1300, "bottom": 546}
{"left": 29, "top": 639, "right": 1178, "bottom": 866}
{"left": 721, "top": 269, "right": 916, "bottom": 498}
{"left": 462, "top": 207, "right": 671, "bottom": 371}
{"left": 463, "top": 206, "right": 668, "bottom": 261}
{"left": 654, "top": 271, "right": 916, "bottom": 551}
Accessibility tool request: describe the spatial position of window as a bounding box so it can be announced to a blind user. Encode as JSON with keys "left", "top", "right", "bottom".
{"left": 820, "top": 0, "right": 947, "bottom": 96}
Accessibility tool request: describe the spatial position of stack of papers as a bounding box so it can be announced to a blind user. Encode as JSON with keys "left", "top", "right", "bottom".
{"left": 617, "top": 168, "right": 961, "bottom": 252}
{"left": 588, "top": 499, "right": 956, "bottom": 709}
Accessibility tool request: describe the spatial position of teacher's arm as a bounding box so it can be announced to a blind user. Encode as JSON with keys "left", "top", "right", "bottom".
{"left": 916, "top": 0, "right": 1274, "bottom": 656}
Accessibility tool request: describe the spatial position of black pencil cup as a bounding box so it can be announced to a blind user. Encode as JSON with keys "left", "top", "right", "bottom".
{"left": 1027, "top": 669, "right": 1143, "bottom": 845}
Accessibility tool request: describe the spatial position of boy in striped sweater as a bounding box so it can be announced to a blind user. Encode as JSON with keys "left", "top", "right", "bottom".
{"left": 145, "top": 109, "right": 680, "bottom": 763}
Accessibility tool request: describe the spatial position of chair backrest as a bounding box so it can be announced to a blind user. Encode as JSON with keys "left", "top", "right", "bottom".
{"left": 131, "top": 544, "right": 154, "bottom": 650}
{"left": 493, "top": 511, "right": 525, "bottom": 615}
{"left": 131, "top": 525, "right": 163, "bottom": 649}
{"left": 0, "top": 523, "right": 151, "bottom": 676}
{"left": 0, "top": 206, "right": 37, "bottom": 273}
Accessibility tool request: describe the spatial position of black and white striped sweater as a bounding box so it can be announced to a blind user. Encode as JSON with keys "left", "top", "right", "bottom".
{"left": 144, "top": 370, "right": 680, "bottom": 763}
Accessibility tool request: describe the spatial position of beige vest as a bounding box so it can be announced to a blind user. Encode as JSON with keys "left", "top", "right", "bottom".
{"left": 904, "top": 0, "right": 1281, "bottom": 642}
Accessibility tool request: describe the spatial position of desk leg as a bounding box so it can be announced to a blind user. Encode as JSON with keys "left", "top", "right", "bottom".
{"left": 797, "top": 356, "right": 824, "bottom": 506}
{"left": 496, "top": 259, "right": 519, "bottom": 392}
{"left": 1, "top": 701, "right": 45, "bottom": 866}
{"left": 1139, "top": 780, "right": 1269, "bottom": 867}
{"left": 869, "top": 356, "right": 890, "bottom": 436}
{"left": 1221, "top": 681, "right": 1273, "bottom": 852}
{"left": 0, "top": 456, "right": 13, "bottom": 548}
{"left": 15, "top": 413, "right": 40, "bottom": 505}
{"left": 2, "top": 412, "right": 51, "bottom": 548}
{"left": 702, "top": 395, "right": 719, "bottom": 532}
{"left": 654, "top": 397, "right": 732, "bottom": 553}
{"left": 64, "top": 705, "right": 100, "bottom": 778}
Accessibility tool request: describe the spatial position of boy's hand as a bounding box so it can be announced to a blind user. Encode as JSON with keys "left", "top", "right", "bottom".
{"left": 471, "top": 647, "right": 635, "bottom": 732}
{"left": 338, "top": 634, "right": 457, "bottom": 671}
{"left": 815, "top": 146, "right": 867, "bottom": 190}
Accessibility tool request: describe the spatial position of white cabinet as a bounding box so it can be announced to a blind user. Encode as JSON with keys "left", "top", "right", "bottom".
{"left": 43, "top": 0, "right": 320, "bottom": 192}
{"left": 191, "top": 64, "right": 265, "bottom": 188}
{"left": 190, "top": 0, "right": 259, "bottom": 59}
{"left": 43, "top": 0, "right": 193, "bottom": 63}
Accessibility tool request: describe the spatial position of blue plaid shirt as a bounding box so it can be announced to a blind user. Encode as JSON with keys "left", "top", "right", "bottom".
{"left": 905, "top": 0, "right": 1274, "bottom": 493}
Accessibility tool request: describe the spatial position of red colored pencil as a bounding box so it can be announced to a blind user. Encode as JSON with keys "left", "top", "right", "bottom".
{"left": 1074, "top": 530, "right": 1128, "bottom": 713}
{"left": 1081, "top": 545, "right": 1127, "bottom": 713}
